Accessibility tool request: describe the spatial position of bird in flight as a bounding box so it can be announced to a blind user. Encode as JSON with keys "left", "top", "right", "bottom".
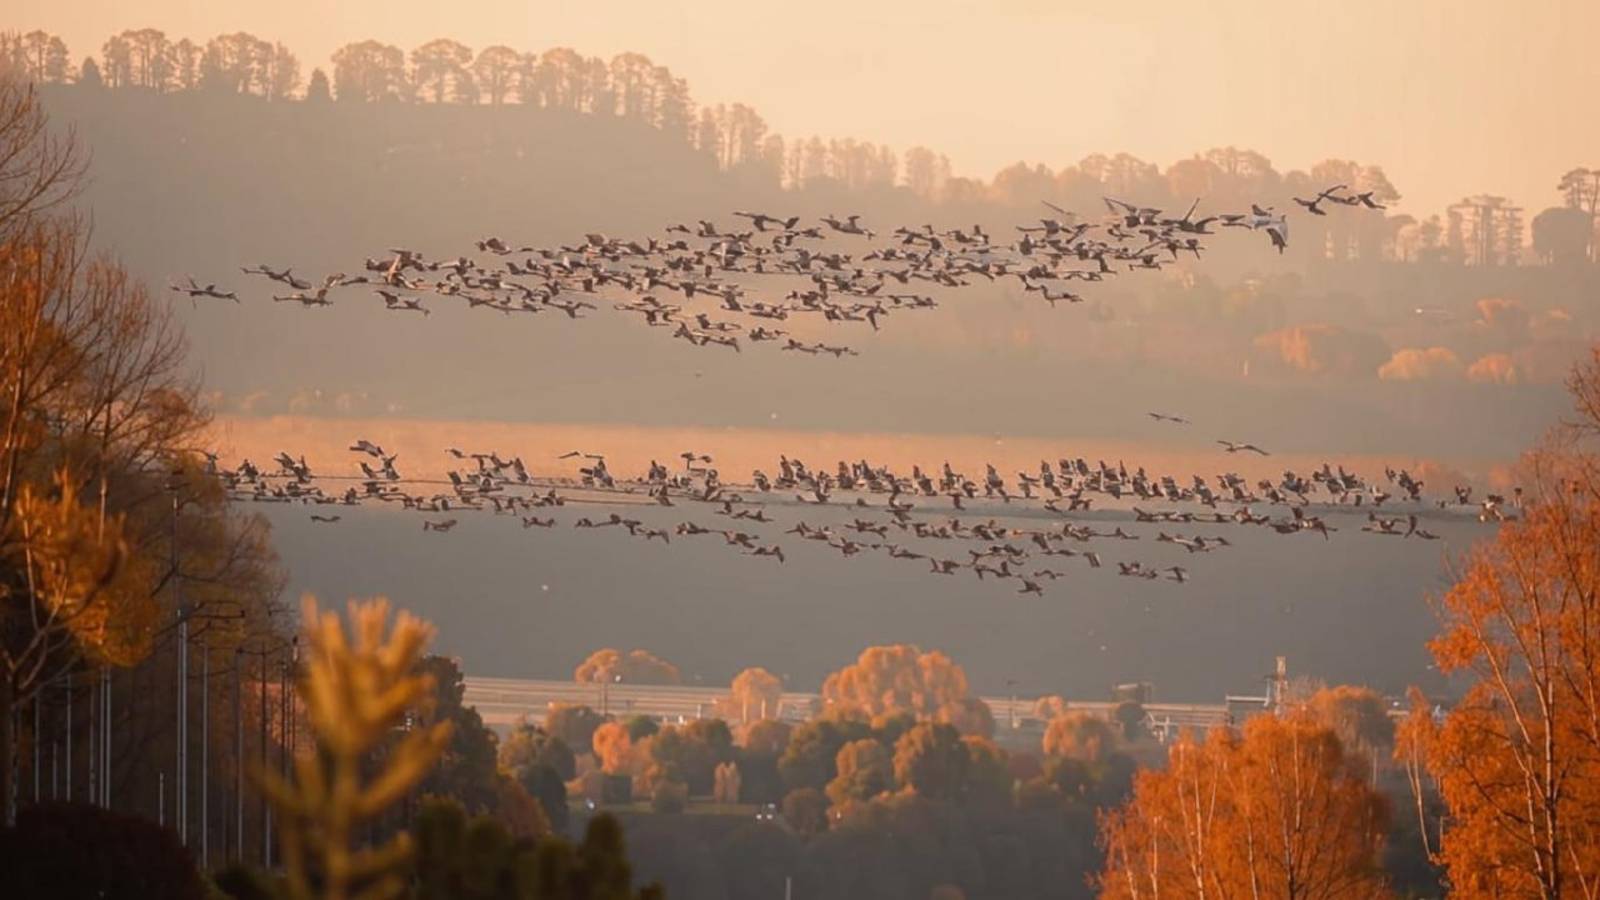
{"left": 170, "top": 276, "right": 238, "bottom": 302}
{"left": 1217, "top": 440, "right": 1270, "bottom": 455}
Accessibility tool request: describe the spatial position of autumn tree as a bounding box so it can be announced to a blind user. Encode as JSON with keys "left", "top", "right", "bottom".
{"left": 827, "top": 738, "right": 894, "bottom": 807}
{"left": 1042, "top": 713, "right": 1119, "bottom": 764}
{"left": 649, "top": 718, "right": 737, "bottom": 795}
{"left": 0, "top": 77, "right": 284, "bottom": 823}
{"left": 258, "top": 597, "right": 453, "bottom": 899}
{"left": 1098, "top": 714, "right": 1391, "bottom": 900}
{"left": 893, "top": 722, "right": 970, "bottom": 801}
{"left": 1304, "top": 684, "right": 1393, "bottom": 762}
{"left": 821, "top": 644, "right": 994, "bottom": 736}
{"left": 0, "top": 213, "right": 286, "bottom": 820}
{"left": 778, "top": 715, "right": 871, "bottom": 792}
{"left": 718, "top": 665, "right": 783, "bottom": 722}
{"left": 574, "top": 646, "right": 681, "bottom": 685}
{"left": 740, "top": 718, "right": 792, "bottom": 756}
{"left": 1411, "top": 348, "right": 1600, "bottom": 898}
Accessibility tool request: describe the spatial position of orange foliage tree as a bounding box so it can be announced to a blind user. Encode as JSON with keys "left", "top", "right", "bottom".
{"left": 1408, "top": 349, "right": 1600, "bottom": 898}
{"left": 1098, "top": 714, "right": 1391, "bottom": 899}
{"left": 1042, "top": 713, "right": 1120, "bottom": 763}
{"left": 716, "top": 665, "right": 783, "bottom": 722}
{"left": 573, "top": 647, "right": 681, "bottom": 685}
{"left": 821, "top": 644, "right": 994, "bottom": 737}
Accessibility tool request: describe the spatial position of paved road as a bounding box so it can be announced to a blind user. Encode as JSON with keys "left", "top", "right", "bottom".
{"left": 462, "top": 676, "right": 1234, "bottom": 736}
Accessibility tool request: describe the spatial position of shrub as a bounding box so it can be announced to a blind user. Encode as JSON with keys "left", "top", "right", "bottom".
{"left": 0, "top": 802, "right": 207, "bottom": 900}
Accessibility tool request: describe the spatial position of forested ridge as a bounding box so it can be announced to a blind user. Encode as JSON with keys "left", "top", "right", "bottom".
{"left": 8, "top": 26, "right": 1600, "bottom": 270}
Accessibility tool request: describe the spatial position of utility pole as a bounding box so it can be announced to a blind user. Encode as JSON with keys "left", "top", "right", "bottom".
{"left": 278, "top": 656, "right": 288, "bottom": 799}
{"left": 233, "top": 647, "right": 243, "bottom": 862}
{"left": 101, "top": 668, "right": 111, "bottom": 809}
{"left": 201, "top": 643, "right": 209, "bottom": 868}
{"left": 172, "top": 487, "right": 188, "bottom": 846}
{"left": 32, "top": 694, "right": 39, "bottom": 802}
{"left": 260, "top": 648, "right": 270, "bottom": 867}
{"left": 65, "top": 674, "right": 71, "bottom": 801}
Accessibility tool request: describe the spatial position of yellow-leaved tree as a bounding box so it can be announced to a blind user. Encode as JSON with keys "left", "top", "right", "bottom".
{"left": 257, "top": 596, "right": 453, "bottom": 900}
{"left": 12, "top": 470, "right": 157, "bottom": 667}
{"left": 1399, "top": 348, "right": 1600, "bottom": 898}
{"left": 1098, "top": 714, "right": 1391, "bottom": 900}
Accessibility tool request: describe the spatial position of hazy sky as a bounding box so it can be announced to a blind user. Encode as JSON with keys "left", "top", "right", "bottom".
{"left": 20, "top": 0, "right": 1599, "bottom": 217}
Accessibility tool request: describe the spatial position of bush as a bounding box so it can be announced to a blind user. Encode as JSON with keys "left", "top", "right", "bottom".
{"left": 0, "top": 802, "right": 208, "bottom": 900}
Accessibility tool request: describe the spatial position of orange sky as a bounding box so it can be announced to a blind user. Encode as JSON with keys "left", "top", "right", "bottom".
{"left": 19, "top": 0, "right": 1599, "bottom": 217}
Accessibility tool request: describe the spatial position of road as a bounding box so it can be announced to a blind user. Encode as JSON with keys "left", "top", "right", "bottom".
{"left": 461, "top": 676, "right": 1234, "bottom": 738}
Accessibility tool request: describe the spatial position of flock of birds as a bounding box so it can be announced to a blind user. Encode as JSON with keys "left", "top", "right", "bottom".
{"left": 175, "top": 185, "right": 1516, "bottom": 598}
{"left": 175, "top": 187, "right": 1383, "bottom": 359}
{"left": 210, "top": 425, "right": 1514, "bottom": 597}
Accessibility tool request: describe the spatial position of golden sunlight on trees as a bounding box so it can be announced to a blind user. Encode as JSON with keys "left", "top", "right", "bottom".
{"left": 821, "top": 644, "right": 995, "bottom": 737}
{"left": 257, "top": 596, "right": 453, "bottom": 900}
{"left": 1305, "top": 684, "right": 1394, "bottom": 761}
{"left": 11, "top": 470, "right": 156, "bottom": 668}
{"left": 0, "top": 94, "right": 284, "bottom": 817}
{"left": 1403, "top": 348, "right": 1600, "bottom": 898}
{"left": 716, "top": 665, "right": 784, "bottom": 722}
{"left": 0, "top": 202, "right": 283, "bottom": 824}
{"left": 826, "top": 738, "right": 894, "bottom": 808}
{"left": 573, "top": 647, "right": 681, "bottom": 685}
{"left": 1098, "top": 714, "right": 1391, "bottom": 900}
{"left": 1042, "top": 713, "right": 1120, "bottom": 764}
